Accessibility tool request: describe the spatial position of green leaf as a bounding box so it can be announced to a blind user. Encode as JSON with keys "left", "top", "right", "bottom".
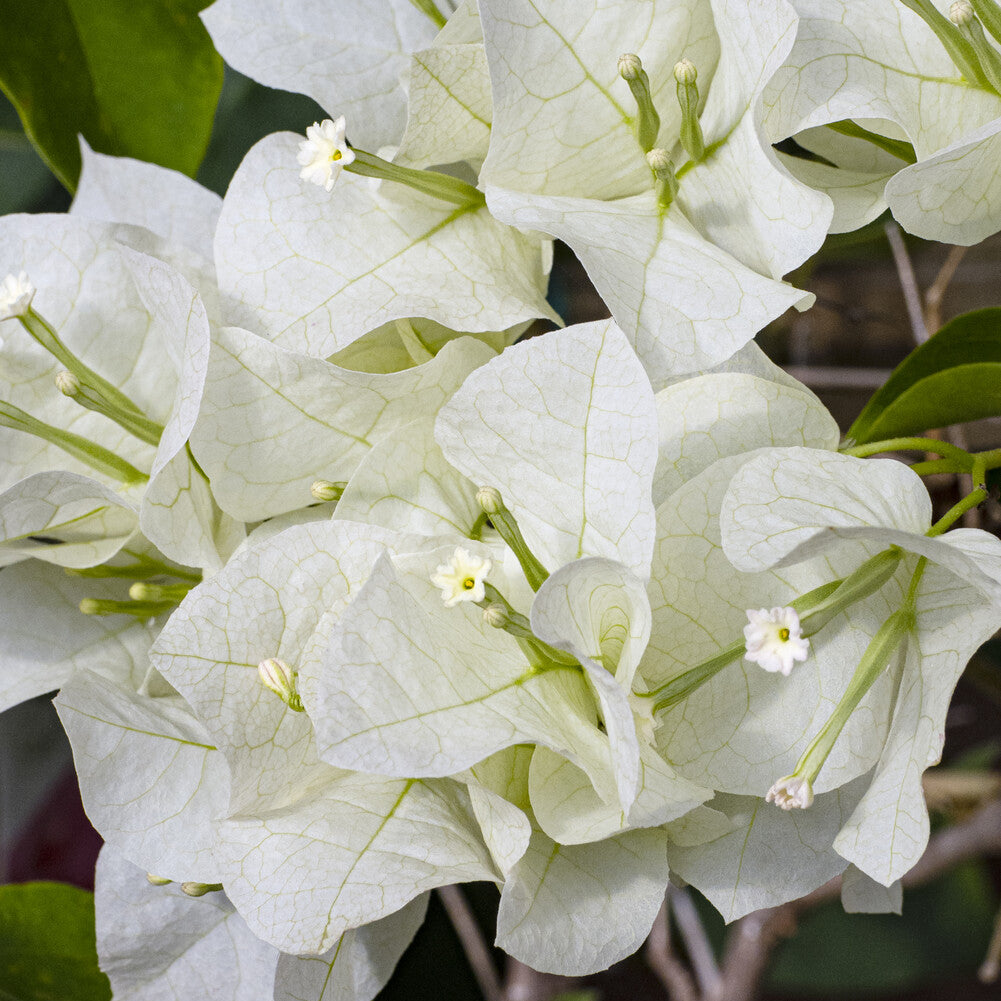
{"left": 0, "top": 882, "right": 110, "bottom": 1001}
{"left": 0, "top": 0, "right": 223, "bottom": 191}
{"left": 849, "top": 308, "right": 1001, "bottom": 444}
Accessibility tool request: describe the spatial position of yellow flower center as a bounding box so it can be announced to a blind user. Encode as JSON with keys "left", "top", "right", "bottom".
{"left": 462, "top": 576, "right": 476, "bottom": 590}
{"left": 778, "top": 627, "right": 790, "bottom": 642}
{"left": 331, "top": 150, "right": 342, "bottom": 162}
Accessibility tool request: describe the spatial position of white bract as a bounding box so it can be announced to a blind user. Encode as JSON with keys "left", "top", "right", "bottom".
{"left": 766, "top": 0, "right": 1001, "bottom": 242}
{"left": 478, "top": 0, "right": 833, "bottom": 382}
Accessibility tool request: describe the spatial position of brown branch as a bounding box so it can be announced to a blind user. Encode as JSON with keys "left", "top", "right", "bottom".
{"left": 670, "top": 886, "right": 720, "bottom": 997}
{"left": 713, "top": 797, "right": 1001, "bottom": 1001}
{"left": 885, "top": 220, "right": 930, "bottom": 344}
{"left": 437, "top": 885, "right": 504, "bottom": 1001}
{"left": 924, "top": 244, "right": 967, "bottom": 333}
{"left": 646, "top": 895, "right": 698, "bottom": 1001}
{"left": 885, "top": 220, "right": 929, "bottom": 344}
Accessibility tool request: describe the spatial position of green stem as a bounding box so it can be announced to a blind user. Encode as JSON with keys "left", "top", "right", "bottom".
{"left": 971, "top": 0, "right": 1001, "bottom": 43}
{"left": 897, "top": 0, "right": 991, "bottom": 86}
{"left": 843, "top": 436, "right": 973, "bottom": 464}
{"left": 79, "top": 597, "right": 174, "bottom": 617}
{"left": 60, "top": 374, "right": 164, "bottom": 445}
{"left": 407, "top": 0, "right": 446, "bottom": 28}
{"left": 66, "top": 557, "right": 201, "bottom": 582}
{"left": 825, "top": 120, "right": 917, "bottom": 164}
{"left": 347, "top": 151, "right": 484, "bottom": 208}
{"left": 927, "top": 485, "right": 988, "bottom": 536}
{"left": 0, "top": 401, "right": 148, "bottom": 485}
{"left": 20, "top": 310, "right": 152, "bottom": 424}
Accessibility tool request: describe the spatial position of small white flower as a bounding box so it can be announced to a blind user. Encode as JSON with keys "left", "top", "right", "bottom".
{"left": 297, "top": 117, "right": 356, "bottom": 191}
{"left": 766, "top": 774, "right": 814, "bottom": 810}
{"left": 431, "top": 547, "right": 492, "bottom": 607}
{"left": 743, "top": 606, "right": 809, "bottom": 676}
{"left": 0, "top": 271, "right": 35, "bottom": 321}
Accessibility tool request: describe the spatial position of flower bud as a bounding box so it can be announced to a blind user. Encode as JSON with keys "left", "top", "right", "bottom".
{"left": 257, "top": 657, "right": 305, "bottom": 712}
{"left": 146, "top": 873, "right": 172, "bottom": 886}
{"left": 951, "top": 0, "right": 975, "bottom": 24}
{"left": 476, "top": 486, "right": 504, "bottom": 514}
{"left": 646, "top": 148, "right": 672, "bottom": 173}
{"left": 55, "top": 371, "right": 81, "bottom": 397}
{"left": 482, "top": 603, "right": 510, "bottom": 629}
{"left": 617, "top": 53, "right": 643, "bottom": 80}
{"left": 181, "top": 881, "right": 223, "bottom": 897}
{"left": 310, "top": 479, "right": 345, "bottom": 503}
{"left": 673, "top": 58, "right": 698, "bottom": 84}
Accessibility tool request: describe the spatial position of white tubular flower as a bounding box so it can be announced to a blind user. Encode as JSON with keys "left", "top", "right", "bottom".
{"left": 257, "top": 657, "right": 304, "bottom": 712}
{"left": 0, "top": 271, "right": 35, "bottom": 321}
{"left": 743, "top": 606, "right": 809, "bottom": 676}
{"left": 431, "top": 547, "right": 492, "bottom": 608}
{"left": 297, "top": 117, "right": 356, "bottom": 191}
{"left": 766, "top": 774, "right": 814, "bottom": 810}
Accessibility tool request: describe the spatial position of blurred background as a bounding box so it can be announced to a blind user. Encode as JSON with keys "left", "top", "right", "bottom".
{"left": 2, "top": 19, "right": 1001, "bottom": 999}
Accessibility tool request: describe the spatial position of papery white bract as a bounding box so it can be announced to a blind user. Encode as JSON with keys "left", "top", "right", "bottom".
{"left": 744, "top": 606, "right": 809, "bottom": 675}
{"left": 431, "top": 547, "right": 492, "bottom": 606}
{"left": 0, "top": 270, "right": 34, "bottom": 320}
{"left": 298, "top": 116, "right": 355, "bottom": 191}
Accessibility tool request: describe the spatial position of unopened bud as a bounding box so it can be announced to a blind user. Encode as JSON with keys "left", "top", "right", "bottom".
{"left": 146, "top": 873, "right": 172, "bottom": 886}
{"left": 310, "top": 479, "right": 345, "bottom": 503}
{"left": 951, "top": 0, "right": 975, "bottom": 23}
{"left": 55, "top": 370, "right": 81, "bottom": 397}
{"left": 476, "top": 486, "right": 504, "bottom": 514}
{"left": 181, "top": 881, "right": 223, "bottom": 897}
{"left": 617, "top": 52, "right": 643, "bottom": 80}
{"left": 482, "top": 603, "right": 510, "bottom": 629}
{"left": 673, "top": 58, "right": 698, "bottom": 84}
{"left": 129, "top": 582, "right": 155, "bottom": 601}
{"left": 646, "top": 148, "right": 672, "bottom": 173}
{"left": 257, "top": 657, "right": 305, "bottom": 712}
{"left": 79, "top": 598, "right": 103, "bottom": 615}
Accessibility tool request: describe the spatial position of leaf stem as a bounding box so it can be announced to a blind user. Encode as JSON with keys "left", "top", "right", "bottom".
{"left": 927, "top": 485, "right": 988, "bottom": 536}
{"left": 843, "top": 436, "right": 973, "bottom": 464}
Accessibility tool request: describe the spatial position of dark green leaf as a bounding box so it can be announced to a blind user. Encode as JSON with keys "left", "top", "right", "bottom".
{"left": 0, "top": 0, "right": 223, "bottom": 191}
{"left": 849, "top": 307, "right": 1001, "bottom": 444}
{"left": 0, "top": 882, "right": 110, "bottom": 1001}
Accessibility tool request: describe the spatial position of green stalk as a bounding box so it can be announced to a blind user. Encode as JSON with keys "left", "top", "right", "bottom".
{"left": 0, "top": 401, "right": 148, "bottom": 485}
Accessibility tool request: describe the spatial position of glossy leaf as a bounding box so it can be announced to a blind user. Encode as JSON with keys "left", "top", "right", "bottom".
{"left": 849, "top": 308, "right": 1001, "bottom": 443}
{"left": 0, "top": 0, "right": 222, "bottom": 190}
{"left": 0, "top": 882, "right": 110, "bottom": 1001}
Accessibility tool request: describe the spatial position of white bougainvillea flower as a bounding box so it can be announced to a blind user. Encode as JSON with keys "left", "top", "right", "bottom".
{"left": 150, "top": 520, "right": 498, "bottom": 953}
{"left": 95, "top": 847, "right": 429, "bottom": 1001}
{"left": 297, "top": 116, "right": 356, "bottom": 191}
{"left": 766, "top": 0, "right": 1001, "bottom": 243}
{"left": 744, "top": 605, "right": 810, "bottom": 675}
{"left": 720, "top": 447, "right": 1001, "bottom": 883}
{"left": 201, "top": 0, "right": 449, "bottom": 150}
{"left": 0, "top": 214, "right": 240, "bottom": 572}
{"left": 478, "top": 0, "right": 833, "bottom": 382}
{"left": 313, "top": 322, "right": 712, "bottom": 887}
{"left": 0, "top": 556, "right": 159, "bottom": 713}
{"left": 642, "top": 369, "right": 900, "bottom": 802}
{"left": 766, "top": 772, "right": 815, "bottom": 809}
{"left": 0, "top": 271, "right": 35, "bottom": 320}
{"left": 431, "top": 546, "right": 492, "bottom": 605}
{"left": 189, "top": 324, "right": 495, "bottom": 522}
